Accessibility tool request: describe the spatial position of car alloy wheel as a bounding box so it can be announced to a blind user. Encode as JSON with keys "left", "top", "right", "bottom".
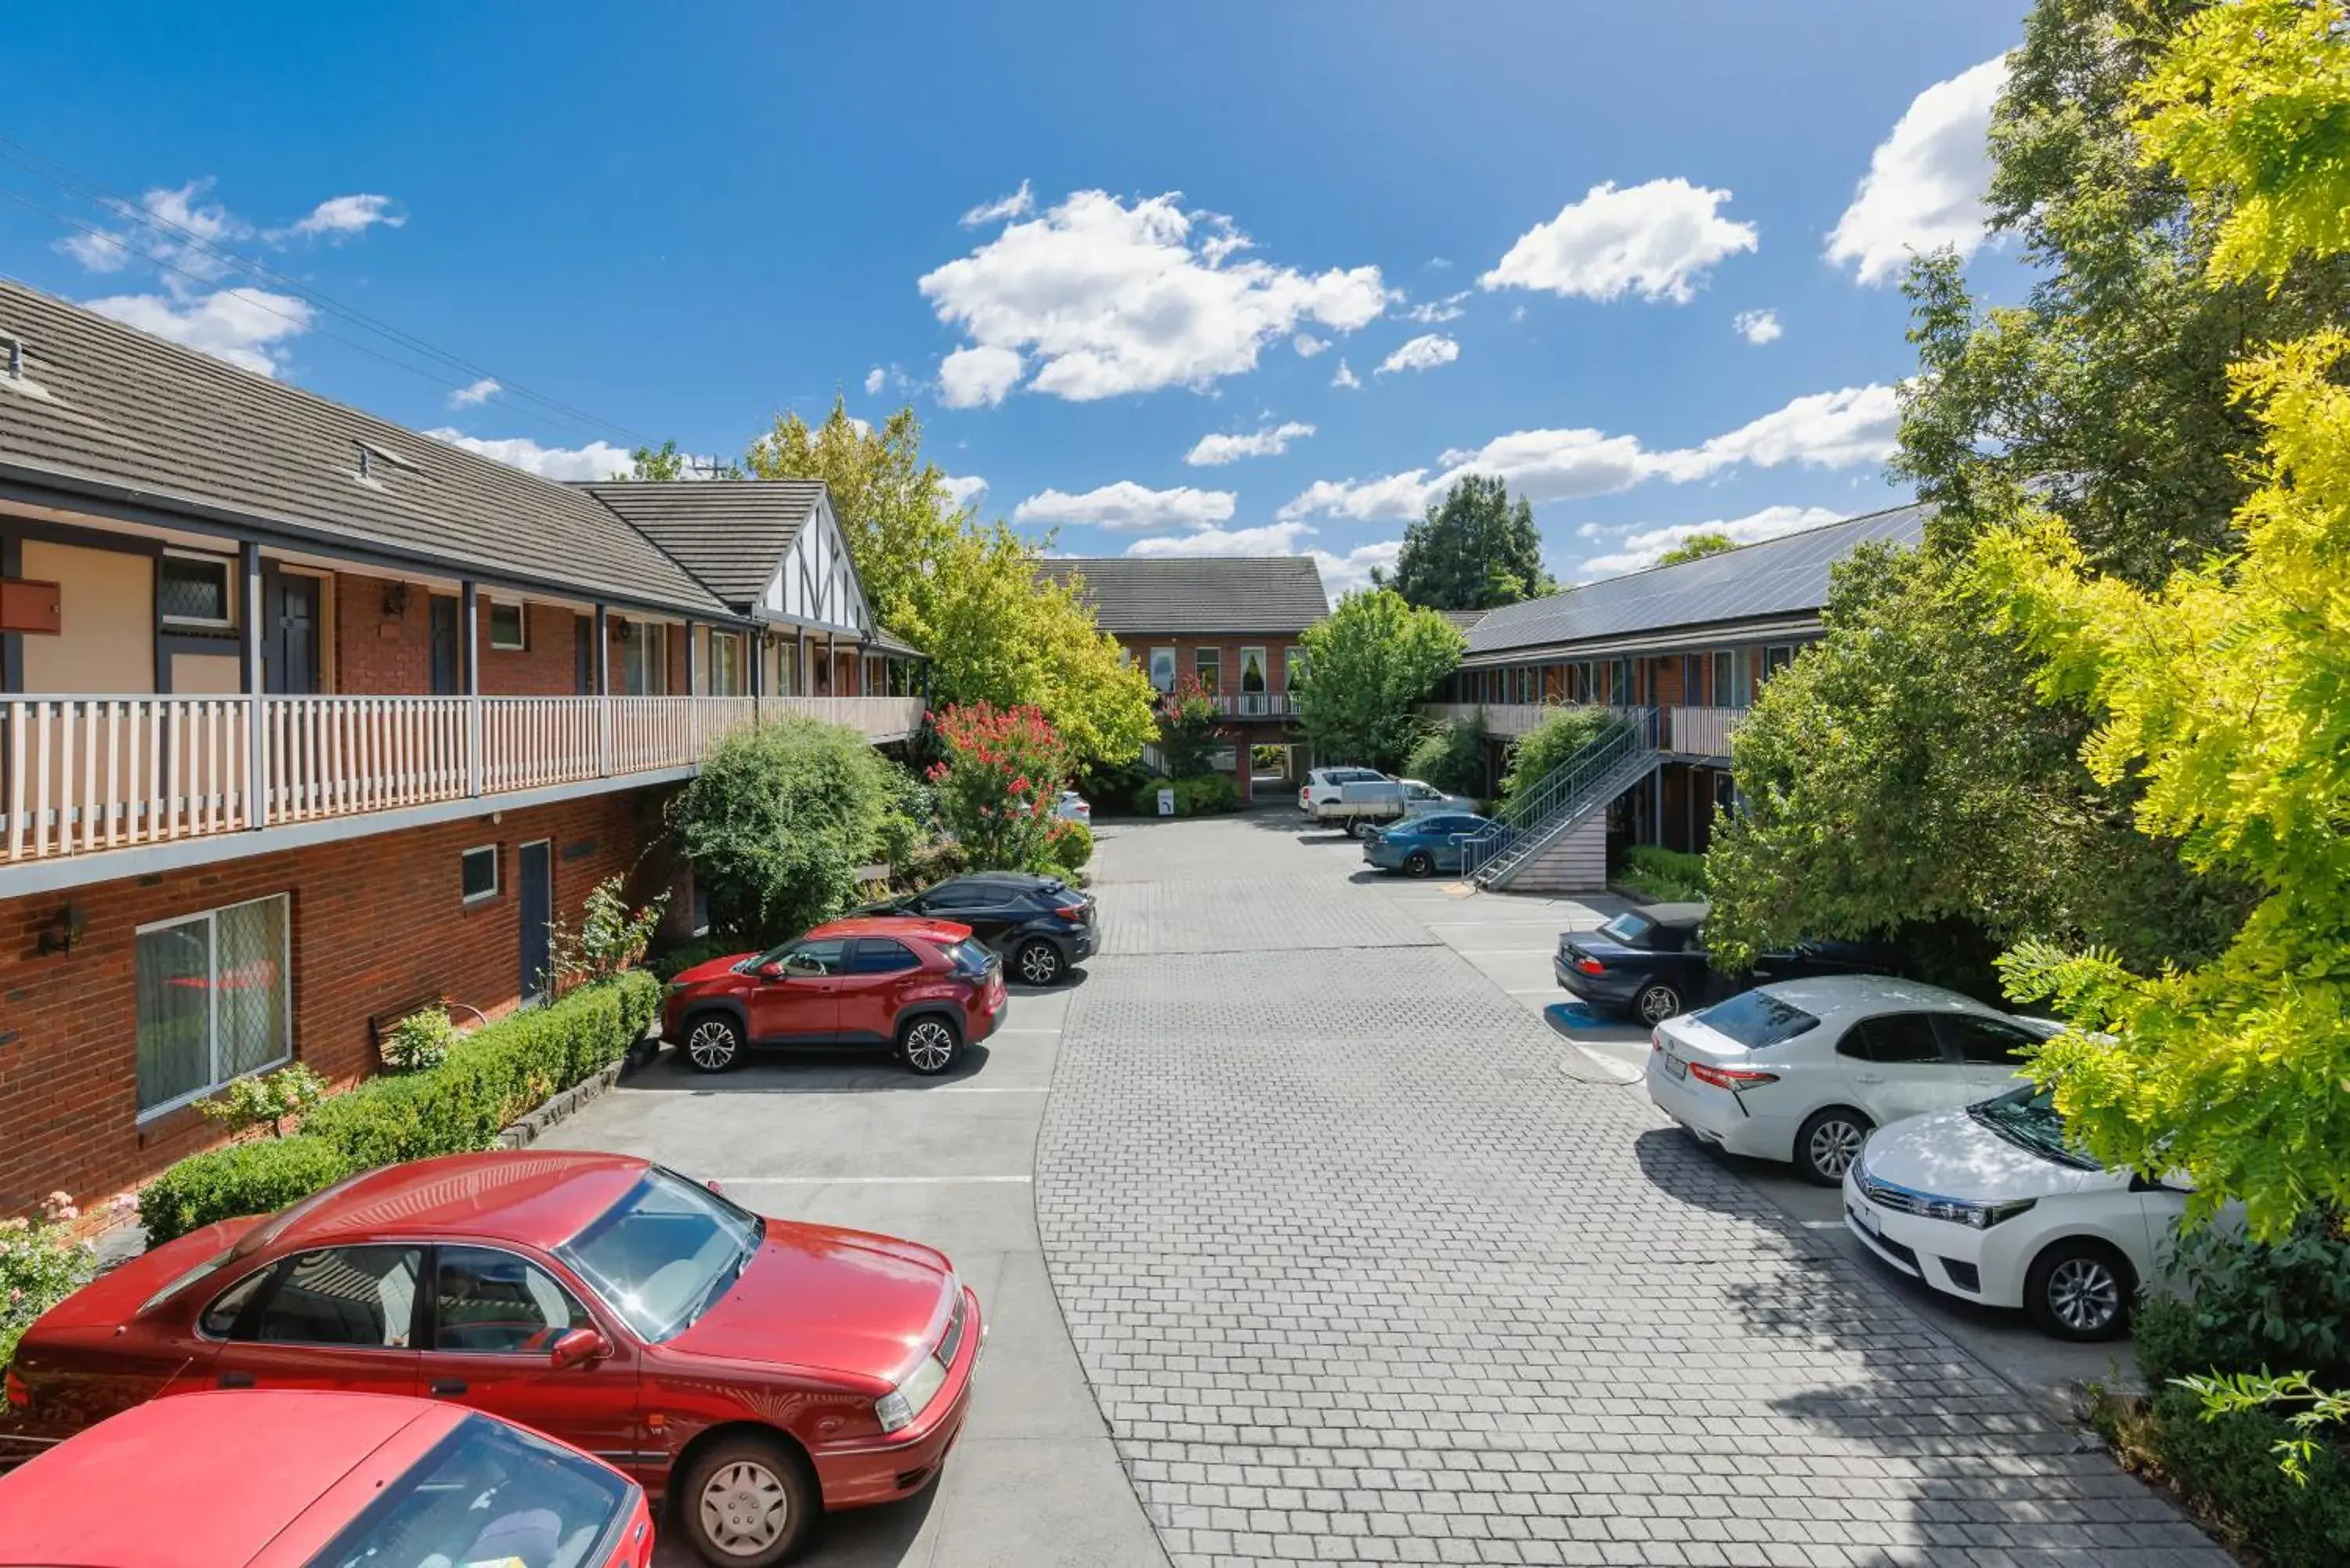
{"left": 1016, "top": 939, "right": 1063, "bottom": 986}
{"left": 1403, "top": 850, "right": 1436, "bottom": 878}
{"left": 1634, "top": 983, "right": 1682, "bottom": 1025}
{"left": 1797, "top": 1108, "right": 1870, "bottom": 1184}
{"left": 2048, "top": 1255, "right": 2122, "bottom": 1335}
{"left": 901, "top": 1017, "right": 960, "bottom": 1075}
{"left": 685, "top": 1017, "right": 741, "bottom": 1073}
{"left": 699, "top": 1458, "right": 790, "bottom": 1557}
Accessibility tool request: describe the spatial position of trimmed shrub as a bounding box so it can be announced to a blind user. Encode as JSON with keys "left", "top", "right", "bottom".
{"left": 379, "top": 1007, "right": 456, "bottom": 1074}
{"left": 1045, "top": 819, "right": 1094, "bottom": 875}
{"left": 1618, "top": 845, "right": 1707, "bottom": 903}
{"left": 138, "top": 1136, "right": 352, "bottom": 1247}
{"left": 2100, "top": 1382, "right": 2350, "bottom": 1563}
{"left": 138, "top": 972, "right": 660, "bottom": 1246}
{"left": 1133, "top": 774, "right": 1241, "bottom": 817}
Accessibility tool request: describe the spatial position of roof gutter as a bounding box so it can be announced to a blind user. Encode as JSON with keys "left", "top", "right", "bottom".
{"left": 0, "top": 460, "right": 753, "bottom": 627}
{"left": 1459, "top": 612, "right": 1822, "bottom": 667}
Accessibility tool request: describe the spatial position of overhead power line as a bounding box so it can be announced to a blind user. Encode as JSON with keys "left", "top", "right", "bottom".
{"left": 0, "top": 133, "right": 658, "bottom": 452}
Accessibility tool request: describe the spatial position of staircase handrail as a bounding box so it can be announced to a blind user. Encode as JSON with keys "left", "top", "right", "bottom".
{"left": 1460, "top": 705, "right": 1657, "bottom": 880}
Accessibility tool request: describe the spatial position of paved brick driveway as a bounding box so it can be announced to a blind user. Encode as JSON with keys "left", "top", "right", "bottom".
{"left": 1037, "top": 811, "right": 2223, "bottom": 1567}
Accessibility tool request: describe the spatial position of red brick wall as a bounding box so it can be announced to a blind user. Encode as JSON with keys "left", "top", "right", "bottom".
{"left": 479, "top": 600, "right": 583, "bottom": 697}
{"left": 0, "top": 787, "right": 679, "bottom": 1219}
{"left": 334, "top": 573, "right": 437, "bottom": 695}
{"left": 1101, "top": 633, "right": 1307, "bottom": 692}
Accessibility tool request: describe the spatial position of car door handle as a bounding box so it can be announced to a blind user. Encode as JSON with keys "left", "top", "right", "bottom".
{"left": 429, "top": 1378, "right": 468, "bottom": 1396}
{"left": 216, "top": 1371, "right": 255, "bottom": 1389}
{"left": 1853, "top": 1074, "right": 1885, "bottom": 1085}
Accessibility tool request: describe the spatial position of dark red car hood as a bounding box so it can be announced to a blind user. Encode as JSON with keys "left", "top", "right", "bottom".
{"left": 667, "top": 1221, "right": 956, "bottom": 1385}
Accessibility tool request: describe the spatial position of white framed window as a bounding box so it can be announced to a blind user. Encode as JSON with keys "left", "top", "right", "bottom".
{"left": 1194, "top": 647, "right": 1220, "bottom": 694}
{"left": 708, "top": 631, "right": 745, "bottom": 695}
{"left": 488, "top": 601, "right": 528, "bottom": 651}
{"left": 619, "top": 620, "right": 667, "bottom": 695}
{"left": 1284, "top": 646, "right": 1304, "bottom": 691}
{"left": 158, "top": 552, "right": 236, "bottom": 630}
{"left": 1148, "top": 646, "right": 1176, "bottom": 693}
{"left": 461, "top": 844, "right": 500, "bottom": 903}
{"left": 135, "top": 894, "right": 291, "bottom": 1118}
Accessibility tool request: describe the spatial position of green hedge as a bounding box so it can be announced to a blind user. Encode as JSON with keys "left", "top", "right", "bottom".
{"left": 1131, "top": 774, "right": 1240, "bottom": 817}
{"left": 647, "top": 936, "right": 746, "bottom": 982}
{"left": 140, "top": 972, "right": 658, "bottom": 1245}
{"left": 1618, "top": 844, "right": 1708, "bottom": 903}
{"left": 2100, "top": 1382, "right": 2350, "bottom": 1563}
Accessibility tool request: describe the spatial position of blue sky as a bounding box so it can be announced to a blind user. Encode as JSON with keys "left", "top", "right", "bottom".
{"left": 0, "top": 2, "right": 2030, "bottom": 593}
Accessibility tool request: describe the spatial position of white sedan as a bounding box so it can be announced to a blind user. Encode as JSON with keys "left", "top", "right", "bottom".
{"left": 1645, "top": 975, "right": 2055, "bottom": 1184}
{"left": 1844, "top": 1087, "right": 2198, "bottom": 1340}
{"left": 1054, "top": 789, "right": 1092, "bottom": 826}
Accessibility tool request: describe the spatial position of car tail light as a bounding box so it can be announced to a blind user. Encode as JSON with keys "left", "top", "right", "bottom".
{"left": 5, "top": 1367, "right": 27, "bottom": 1409}
{"left": 1650, "top": 1028, "right": 1662, "bottom": 1053}
{"left": 1053, "top": 904, "right": 1086, "bottom": 920}
{"left": 1573, "top": 957, "right": 1604, "bottom": 975}
{"left": 1688, "top": 1062, "right": 1779, "bottom": 1090}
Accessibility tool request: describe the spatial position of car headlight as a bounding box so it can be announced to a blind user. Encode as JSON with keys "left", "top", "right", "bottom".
{"left": 1914, "top": 1195, "right": 2037, "bottom": 1229}
{"left": 873, "top": 1292, "right": 962, "bottom": 1434}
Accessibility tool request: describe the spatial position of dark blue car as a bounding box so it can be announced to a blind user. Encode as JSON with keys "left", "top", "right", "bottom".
{"left": 1361, "top": 812, "right": 1495, "bottom": 877}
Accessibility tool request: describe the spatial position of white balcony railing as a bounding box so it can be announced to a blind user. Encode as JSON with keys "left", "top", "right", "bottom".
{"left": 1214, "top": 692, "right": 1297, "bottom": 718}
{"left": 1421, "top": 701, "right": 1557, "bottom": 738}
{"left": 1665, "top": 705, "right": 1742, "bottom": 758}
{"left": 1, "top": 692, "right": 926, "bottom": 867}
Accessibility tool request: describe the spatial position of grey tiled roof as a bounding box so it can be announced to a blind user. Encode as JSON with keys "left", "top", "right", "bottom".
{"left": 1441, "top": 607, "right": 1491, "bottom": 634}
{"left": 1466, "top": 504, "right": 1929, "bottom": 658}
{"left": 1042, "top": 556, "right": 1330, "bottom": 634}
{"left": 870, "top": 623, "right": 922, "bottom": 657}
{"left": 0, "top": 280, "right": 728, "bottom": 617}
{"left": 580, "top": 479, "right": 822, "bottom": 609}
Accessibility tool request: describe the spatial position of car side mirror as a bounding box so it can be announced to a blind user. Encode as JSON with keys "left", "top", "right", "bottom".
{"left": 756, "top": 961, "right": 786, "bottom": 981}
{"left": 550, "top": 1328, "right": 610, "bottom": 1370}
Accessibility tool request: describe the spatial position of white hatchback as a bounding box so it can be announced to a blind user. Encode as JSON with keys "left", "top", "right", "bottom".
{"left": 1646, "top": 975, "right": 2055, "bottom": 1184}
{"left": 1845, "top": 1087, "right": 2197, "bottom": 1340}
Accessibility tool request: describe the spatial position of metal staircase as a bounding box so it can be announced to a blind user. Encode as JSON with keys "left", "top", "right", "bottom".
{"left": 1460, "top": 706, "right": 1661, "bottom": 890}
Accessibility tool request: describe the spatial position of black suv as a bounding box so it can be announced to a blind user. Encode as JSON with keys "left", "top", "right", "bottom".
{"left": 857, "top": 872, "right": 1097, "bottom": 985}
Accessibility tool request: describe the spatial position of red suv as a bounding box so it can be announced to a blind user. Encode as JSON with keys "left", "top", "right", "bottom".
{"left": 662, "top": 916, "right": 1006, "bottom": 1075}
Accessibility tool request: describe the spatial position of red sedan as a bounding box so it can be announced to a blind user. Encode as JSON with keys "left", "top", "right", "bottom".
{"left": 0, "top": 1388, "right": 654, "bottom": 1568}
{"left": 661, "top": 915, "right": 1007, "bottom": 1075}
{"left": 1, "top": 1151, "right": 982, "bottom": 1567}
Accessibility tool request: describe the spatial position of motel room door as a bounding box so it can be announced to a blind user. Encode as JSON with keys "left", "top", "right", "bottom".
{"left": 518, "top": 841, "right": 552, "bottom": 1003}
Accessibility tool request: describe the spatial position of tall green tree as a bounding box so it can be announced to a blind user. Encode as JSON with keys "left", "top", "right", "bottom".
{"left": 1978, "top": 0, "right": 2350, "bottom": 1237}
{"left": 1654, "top": 533, "right": 1737, "bottom": 567}
{"left": 1294, "top": 590, "right": 1465, "bottom": 769}
{"left": 1376, "top": 475, "right": 1554, "bottom": 610}
{"left": 745, "top": 399, "right": 1155, "bottom": 764}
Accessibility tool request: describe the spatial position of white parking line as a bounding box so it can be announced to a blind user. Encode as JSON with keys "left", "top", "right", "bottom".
{"left": 714, "top": 1174, "right": 1034, "bottom": 1185}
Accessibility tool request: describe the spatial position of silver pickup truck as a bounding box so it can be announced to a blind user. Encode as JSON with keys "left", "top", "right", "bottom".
{"left": 1309, "top": 776, "right": 1477, "bottom": 836}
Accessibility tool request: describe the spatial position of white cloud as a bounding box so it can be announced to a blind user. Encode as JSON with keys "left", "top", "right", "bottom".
{"left": 1013, "top": 480, "right": 1237, "bottom": 533}
{"left": 84, "top": 287, "right": 313, "bottom": 377}
{"left": 1186, "top": 421, "right": 1315, "bottom": 466}
{"left": 918, "top": 189, "right": 1389, "bottom": 402}
{"left": 1827, "top": 57, "right": 2008, "bottom": 284}
{"left": 1280, "top": 383, "right": 1899, "bottom": 521}
{"left": 59, "top": 179, "right": 245, "bottom": 280}
{"left": 428, "top": 428, "right": 634, "bottom": 482}
{"left": 1126, "top": 521, "right": 1314, "bottom": 557}
{"left": 278, "top": 193, "right": 403, "bottom": 242}
{"left": 1291, "top": 332, "right": 1329, "bottom": 357}
{"left": 1376, "top": 333, "right": 1460, "bottom": 376}
{"left": 960, "top": 179, "right": 1035, "bottom": 228}
{"left": 863, "top": 366, "right": 887, "bottom": 396}
{"left": 938, "top": 344, "right": 1025, "bottom": 408}
{"left": 1402, "top": 291, "right": 1469, "bottom": 323}
{"left": 938, "top": 472, "right": 989, "bottom": 508}
{"left": 1330, "top": 359, "right": 1361, "bottom": 389}
{"left": 1575, "top": 504, "right": 1843, "bottom": 578}
{"left": 1310, "top": 538, "right": 1402, "bottom": 598}
{"left": 1480, "top": 179, "right": 1758, "bottom": 304}
{"left": 1732, "top": 308, "right": 1782, "bottom": 345}
{"left": 448, "top": 376, "right": 501, "bottom": 407}
{"left": 1675, "top": 382, "right": 1899, "bottom": 473}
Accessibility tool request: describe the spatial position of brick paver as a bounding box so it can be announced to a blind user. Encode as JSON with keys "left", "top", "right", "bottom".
{"left": 1036, "top": 815, "right": 2223, "bottom": 1566}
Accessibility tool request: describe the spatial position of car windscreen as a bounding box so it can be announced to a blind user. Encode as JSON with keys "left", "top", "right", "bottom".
{"left": 555, "top": 1168, "right": 762, "bottom": 1342}
{"left": 1595, "top": 912, "right": 1657, "bottom": 947}
{"left": 1690, "top": 989, "right": 1820, "bottom": 1049}
{"left": 1969, "top": 1085, "right": 2100, "bottom": 1170}
{"left": 306, "top": 1412, "right": 630, "bottom": 1568}
{"left": 947, "top": 938, "right": 996, "bottom": 975}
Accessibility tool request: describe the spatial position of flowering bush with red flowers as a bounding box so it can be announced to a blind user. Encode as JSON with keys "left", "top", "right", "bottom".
{"left": 927, "top": 702, "right": 1073, "bottom": 872}
{"left": 1155, "top": 674, "right": 1228, "bottom": 779}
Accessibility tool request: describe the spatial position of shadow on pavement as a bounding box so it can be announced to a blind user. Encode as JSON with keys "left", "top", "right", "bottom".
{"left": 626, "top": 1040, "right": 1003, "bottom": 1093}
